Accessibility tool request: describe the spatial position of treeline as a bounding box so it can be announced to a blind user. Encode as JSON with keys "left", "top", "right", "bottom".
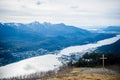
{"left": 73, "top": 52, "right": 120, "bottom": 67}
{"left": 1, "top": 71, "right": 56, "bottom": 80}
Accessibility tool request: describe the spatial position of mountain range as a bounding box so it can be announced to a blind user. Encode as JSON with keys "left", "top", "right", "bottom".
{"left": 0, "top": 21, "right": 120, "bottom": 66}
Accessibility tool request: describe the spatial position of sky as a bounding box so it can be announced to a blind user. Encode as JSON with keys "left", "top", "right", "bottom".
{"left": 0, "top": 0, "right": 120, "bottom": 28}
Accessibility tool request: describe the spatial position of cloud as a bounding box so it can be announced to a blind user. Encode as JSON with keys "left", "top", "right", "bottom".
{"left": 70, "top": 6, "right": 79, "bottom": 9}
{"left": 0, "top": 0, "right": 120, "bottom": 27}
{"left": 36, "top": 1, "right": 41, "bottom": 5}
{"left": 21, "top": 5, "right": 26, "bottom": 8}
{"left": 35, "top": 0, "right": 43, "bottom": 5}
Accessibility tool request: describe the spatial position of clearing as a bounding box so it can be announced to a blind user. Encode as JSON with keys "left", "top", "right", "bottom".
{"left": 37, "top": 67, "right": 120, "bottom": 80}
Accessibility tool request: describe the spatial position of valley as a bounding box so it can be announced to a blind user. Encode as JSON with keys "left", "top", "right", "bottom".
{"left": 0, "top": 35, "right": 120, "bottom": 79}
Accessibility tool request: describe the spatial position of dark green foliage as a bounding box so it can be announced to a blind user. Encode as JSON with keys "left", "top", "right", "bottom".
{"left": 73, "top": 52, "right": 120, "bottom": 67}
{"left": 74, "top": 53, "right": 102, "bottom": 67}
{"left": 105, "top": 53, "right": 120, "bottom": 65}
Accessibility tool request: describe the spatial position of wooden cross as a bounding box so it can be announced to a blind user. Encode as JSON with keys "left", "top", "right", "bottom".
{"left": 100, "top": 54, "right": 107, "bottom": 68}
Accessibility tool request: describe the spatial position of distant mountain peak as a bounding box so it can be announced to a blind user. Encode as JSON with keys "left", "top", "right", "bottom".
{"left": 43, "top": 22, "right": 52, "bottom": 26}
{"left": 56, "top": 23, "right": 65, "bottom": 26}
{"left": 29, "top": 21, "right": 41, "bottom": 25}
{"left": 103, "top": 26, "right": 120, "bottom": 33}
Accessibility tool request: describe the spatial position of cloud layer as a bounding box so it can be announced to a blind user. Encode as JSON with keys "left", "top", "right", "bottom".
{"left": 0, "top": 0, "right": 120, "bottom": 27}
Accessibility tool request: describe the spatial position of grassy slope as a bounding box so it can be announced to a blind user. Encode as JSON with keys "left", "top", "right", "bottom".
{"left": 37, "top": 67, "right": 120, "bottom": 80}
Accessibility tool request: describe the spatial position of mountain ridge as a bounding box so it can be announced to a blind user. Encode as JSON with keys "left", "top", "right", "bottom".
{"left": 0, "top": 22, "right": 119, "bottom": 66}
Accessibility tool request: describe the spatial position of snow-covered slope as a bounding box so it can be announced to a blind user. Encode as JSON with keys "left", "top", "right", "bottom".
{"left": 59, "top": 35, "right": 120, "bottom": 56}
{"left": 0, "top": 54, "right": 62, "bottom": 79}
{"left": 0, "top": 35, "right": 120, "bottom": 79}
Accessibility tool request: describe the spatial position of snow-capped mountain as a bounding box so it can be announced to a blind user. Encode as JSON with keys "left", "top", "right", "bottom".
{"left": 0, "top": 22, "right": 117, "bottom": 66}
{"left": 0, "top": 35, "right": 119, "bottom": 79}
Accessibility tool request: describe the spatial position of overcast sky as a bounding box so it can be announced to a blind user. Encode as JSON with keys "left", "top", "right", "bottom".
{"left": 0, "top": 0, "right": 120, "bottom": 28}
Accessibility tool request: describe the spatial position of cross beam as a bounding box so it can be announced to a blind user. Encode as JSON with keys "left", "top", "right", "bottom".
{"left": 100, "top": 54, "right": 107, "bottom": 68}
